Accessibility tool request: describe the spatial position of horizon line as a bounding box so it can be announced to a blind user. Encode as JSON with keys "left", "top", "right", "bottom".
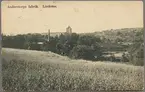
{"left": 2, "top": 27, "right": 143, "bottom": 36}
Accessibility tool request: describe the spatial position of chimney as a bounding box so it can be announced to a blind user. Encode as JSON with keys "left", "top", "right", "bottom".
{"left": 48, "top": 29, "right": 50, "bottom": 42}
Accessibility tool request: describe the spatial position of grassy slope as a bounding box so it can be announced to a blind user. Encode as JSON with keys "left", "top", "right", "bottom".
{"left": 2, "top": 48, "right": 144, "bottom": 92}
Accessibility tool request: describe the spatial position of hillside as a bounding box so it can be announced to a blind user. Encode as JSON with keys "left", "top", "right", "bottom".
{"left": 83, "top": 27, "right": 143, "bottom": 43}
{"left": 2, "top": 48, "right": 144, "bottom": 92}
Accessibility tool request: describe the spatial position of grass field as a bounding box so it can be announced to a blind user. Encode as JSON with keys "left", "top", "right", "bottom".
{"left": 2, "top": 48, "right": 144, "bottom": 92}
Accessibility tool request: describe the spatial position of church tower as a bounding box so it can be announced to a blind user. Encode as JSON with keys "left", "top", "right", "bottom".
{"left": 66, "top": 26, "right": 72, "bottom": 35}
{"left": 65, "top": 26, "right": 72, "bottom": 41}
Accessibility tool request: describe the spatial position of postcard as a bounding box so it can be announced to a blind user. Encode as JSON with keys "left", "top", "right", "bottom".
{"left": 1, "top": 1, "right": 144, "bottom": 92}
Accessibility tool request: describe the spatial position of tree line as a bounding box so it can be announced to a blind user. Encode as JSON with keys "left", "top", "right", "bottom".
{"left": 2, "top": 28, "right": 144, "bottom": 66}
{"left": 2, "top": 33, "right": 102, "bottom": 61}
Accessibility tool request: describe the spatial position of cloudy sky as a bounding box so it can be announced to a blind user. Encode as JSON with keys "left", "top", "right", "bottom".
{"left": 2, "top": 1, "right": 143, "bottom": 35}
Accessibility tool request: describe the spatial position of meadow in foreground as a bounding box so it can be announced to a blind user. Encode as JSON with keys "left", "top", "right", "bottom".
{"left": 2, "top": 48, "right": 144, "bottom": 92}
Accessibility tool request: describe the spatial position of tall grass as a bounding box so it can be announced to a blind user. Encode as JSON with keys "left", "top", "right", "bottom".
{"left": 2, "top": 48, "right": 144, "bottom": 92}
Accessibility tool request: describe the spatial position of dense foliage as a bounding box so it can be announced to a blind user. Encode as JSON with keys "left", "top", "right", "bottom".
{"left": 2, "top": 28, "right": 144, "bottom": 65}
{"left": 127, "top": 29, "right": 144, "bottom": 66}
{"left": 2, "top": 33, "right": 102, "bottom": 61}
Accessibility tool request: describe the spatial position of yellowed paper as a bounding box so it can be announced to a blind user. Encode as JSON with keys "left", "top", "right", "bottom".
{"left": 1, "top": 1, "right": 144, "bottom": 92}
{"left": 2, "top": 1, "right": 143, "bottom": 35}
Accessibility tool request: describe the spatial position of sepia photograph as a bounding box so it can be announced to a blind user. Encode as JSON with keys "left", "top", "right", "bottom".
{"left": 1, "top": 1, "right": 144, "bottom": 92}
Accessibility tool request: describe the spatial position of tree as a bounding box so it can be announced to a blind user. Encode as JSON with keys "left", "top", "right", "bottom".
{"left": 110, "top": 54, "right": 115, "bottom": 62}
{"left": 59, "top": 33, "right": 66, "bottom": 44}
{"left": 56, "top": 43, "right": 64, "bottom": 54}
{"left": 56, "top": 33, "right": 79, "bottom": 56}
{"left": 129, "top": 44, "right": 144, "bottom": 66}
{"left": 121, "top": 53, "right": 129, "bottom": 62}
{"left": 117, "top": 31, "right": 122, "bottom": 36}
{"left": 115, "top": 38, "right": 123, "bottom": 43}
{"left": 77, "top": 35, "right": 101, "bottom": 46}
{"left": 127, "top": 29, "right": 144, "bottom": 66}
{"left": 42, "top": 37, "right": 58, "bottom": 52}
{"left": 70, "top": 45, "right": 95, "bottom": 60}
{"left": 91, "top": 42, "right": 102, "bottom": 59}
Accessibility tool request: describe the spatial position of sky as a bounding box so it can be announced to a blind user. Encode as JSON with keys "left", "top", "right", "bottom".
{"left": 1, "top": 1, "right": 143, "bottom": 35}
